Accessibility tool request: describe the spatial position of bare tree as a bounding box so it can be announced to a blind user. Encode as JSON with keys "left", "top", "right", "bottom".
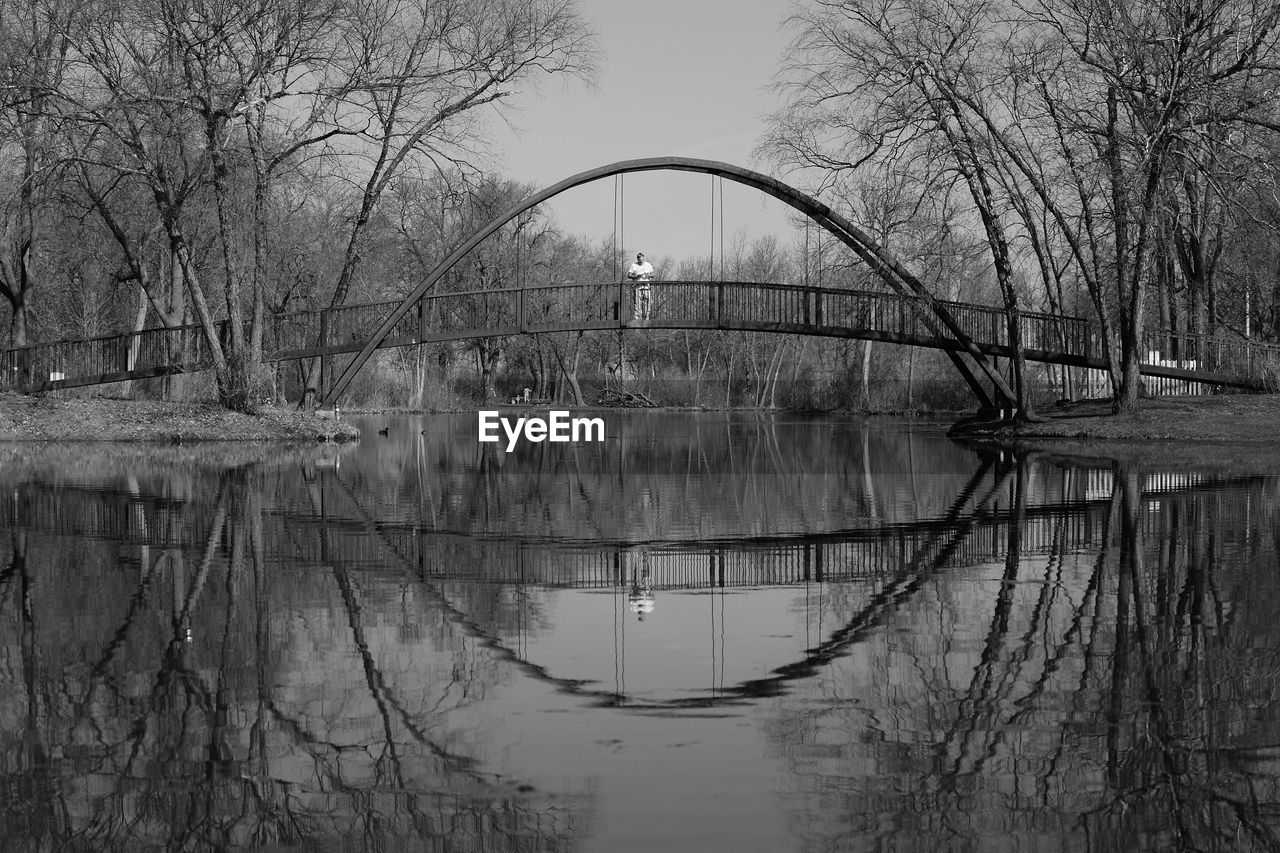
{"left": 0, "top": 0, "right": 79, "bottom": 345}
{"left": 58, "top": 0, "right": 358, "bottom": 407}
{"left": 766, "top": 0, "right": 1280, "bottom": 414}
{"left": 1014, "top": 0, "right": 1280, "bottom": 409}
{"left": 44, "top": 0, "right": 592, "bottom": 410}
{"left": 293, "top": 0, "right": 596, "bottom": 403}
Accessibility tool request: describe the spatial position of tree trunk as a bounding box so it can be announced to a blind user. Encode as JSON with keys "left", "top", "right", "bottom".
{"left": 124, "top": 282, "right": 149, "bottom": 398}
{"left": 168, "top": 234, "right": 260, "bottom": 412}
{"left": 1115, "top": 320, "right": 1145, "bottom": 413}
{"left": 5, "top": 293, "right": 28, "bottom": 348}
{"left": 478, "top": 339, "right": 500, "bottom": 401}
{"left": 0, "top": 240, "right": 33, "bottom": 348}
{"left": 551, "top": 332, "right": 587, "bottom": 407}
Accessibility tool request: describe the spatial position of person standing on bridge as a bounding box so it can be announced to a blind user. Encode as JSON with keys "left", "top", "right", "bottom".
{"left": 626, "top": 252, "right": 654, "bottom": 324}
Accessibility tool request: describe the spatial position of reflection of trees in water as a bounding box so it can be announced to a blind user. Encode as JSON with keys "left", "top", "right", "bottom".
{"left": 9, "top": 435, "right": 1276, "bottom": 850}
{"left": 765, "top": 462, "right": 1280, "bottom": 851}
{"left": 347, "top": 414, "right": 990, "bottom": 540}
{"left": 0, "top": 466, "right": 589, "bottom": 852}
{"left": 349, "top": 414, "right": 1144, "bottom": 547}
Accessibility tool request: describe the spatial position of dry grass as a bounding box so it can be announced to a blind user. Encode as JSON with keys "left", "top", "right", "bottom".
{"left": 0, "top": 393, "right": 359, "bottom": 442}
{"left": 956, "top": 394, "right": 1280, "bottom": 470}
{"left": 1016, "top": 395, "right": 1280, "bottom": 442}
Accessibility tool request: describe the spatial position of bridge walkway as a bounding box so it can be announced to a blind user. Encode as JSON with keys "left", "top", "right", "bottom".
{"left": 2, "top": 281, "right": 1273, "bottom": 395}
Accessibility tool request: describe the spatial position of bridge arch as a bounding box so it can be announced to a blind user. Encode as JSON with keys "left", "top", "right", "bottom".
{"left": 320, "top": 156, "right": 1015, "bottom": 408}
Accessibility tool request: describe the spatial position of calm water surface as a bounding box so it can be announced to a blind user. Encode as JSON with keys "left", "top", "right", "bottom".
{"left": 2, "top": 412, "right": 1279, "bottom": 852}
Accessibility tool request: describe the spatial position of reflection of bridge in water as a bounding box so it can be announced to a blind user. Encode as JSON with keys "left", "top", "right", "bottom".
{"left": 381, "top": 469, "right": 1215, "bottom": 591}
{"left": 0, "top": 460, "right": 1268, "bottom": 718}
{"left": 325, "top": 464, "right": 1263, "bottom": 709}
{"left": 5, "top": 462, "right": 1256, "bottom": 711}
{"left": 4, "top": 448, "right": 1275, "bottom": 851}
{"left": 0, "top": 467, "right": 1234, "bottom": 594}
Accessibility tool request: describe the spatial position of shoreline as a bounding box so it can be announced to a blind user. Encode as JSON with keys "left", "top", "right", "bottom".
{"left": 4, "top": 392, "right": 1280, "bottom": 453}
{"left": 949, "top": 394, "right": 1280, "bottom": 470}
{"left": 345, "top": 404, "right": 963, "bottom": 417}
{"left": 951, "top": 394, "right": 1280, "bottom": 443}
{"left": 0, "top": 394, "right": 359, "bottom": 442}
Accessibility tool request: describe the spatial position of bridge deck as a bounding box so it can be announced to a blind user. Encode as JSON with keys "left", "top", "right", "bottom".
{"left": 2, "top": 280, "right": 1275, "bottom": 394}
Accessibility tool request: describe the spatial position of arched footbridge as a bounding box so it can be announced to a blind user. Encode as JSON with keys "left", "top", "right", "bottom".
{"left": 1, "top": 157, "right": 1275, "bottom": 402}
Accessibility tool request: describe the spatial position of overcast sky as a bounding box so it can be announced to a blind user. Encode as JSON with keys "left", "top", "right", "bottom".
{"left": 486, "top": 0, "right": 799, "bottom": 268}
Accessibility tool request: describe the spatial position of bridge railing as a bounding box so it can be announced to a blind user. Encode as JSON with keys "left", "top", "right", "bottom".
{"left": 6, "top": 279, "right": 1279, "bottom": 393}
{"left": 646, "top": 281, "right": 1089, "bottom": 349}
{"left": 648, "top": 281, "right": 717, "bottom": 325}
{"left": 276, "top": 302, "right": 418, "bottom": 356}
{"left": 935, "top": 300, "right": 1102, "bottom": 358}
{"left": 268, "top": 284, "right": 609, "bottom": 360}
{"left": 270, "top": 309, "right": 323, "bottom": 356}
{"left": 1140, "top": 328, "right": 1280, "bottom": 391}
{"left": 0, "top": 323, "right": 222, "bottom": 392}
{"left": 716, "top": 280, "right": 818, "bottom": 327}
{"left": 522, "top": 282, "right": 619, "bottom": 331}
{"left": 818, "top": 287, "right": 934, "bottom": 338}
{"left": 427, "top": 287, "right": 520, "bottom": 338}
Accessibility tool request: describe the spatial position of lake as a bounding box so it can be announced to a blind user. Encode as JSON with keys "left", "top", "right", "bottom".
{"left": 1, "top": 411, "right": 1278, "bottom": 852}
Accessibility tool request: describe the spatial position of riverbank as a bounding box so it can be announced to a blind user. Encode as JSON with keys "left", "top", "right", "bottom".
{"left": 0, "top": 394, "right": 359, "bottom": 442}
{"left": 953, "top": 394, "right": 1280, "bottom": 471}
{"left": 0, "top": 441, "right": 351, "bottom": 482}
{"left": 957, "top": 394, "right": 1280, "bottom": 442}
{"left": 3, "top": 391, "right": 1279, "bottom": 450}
